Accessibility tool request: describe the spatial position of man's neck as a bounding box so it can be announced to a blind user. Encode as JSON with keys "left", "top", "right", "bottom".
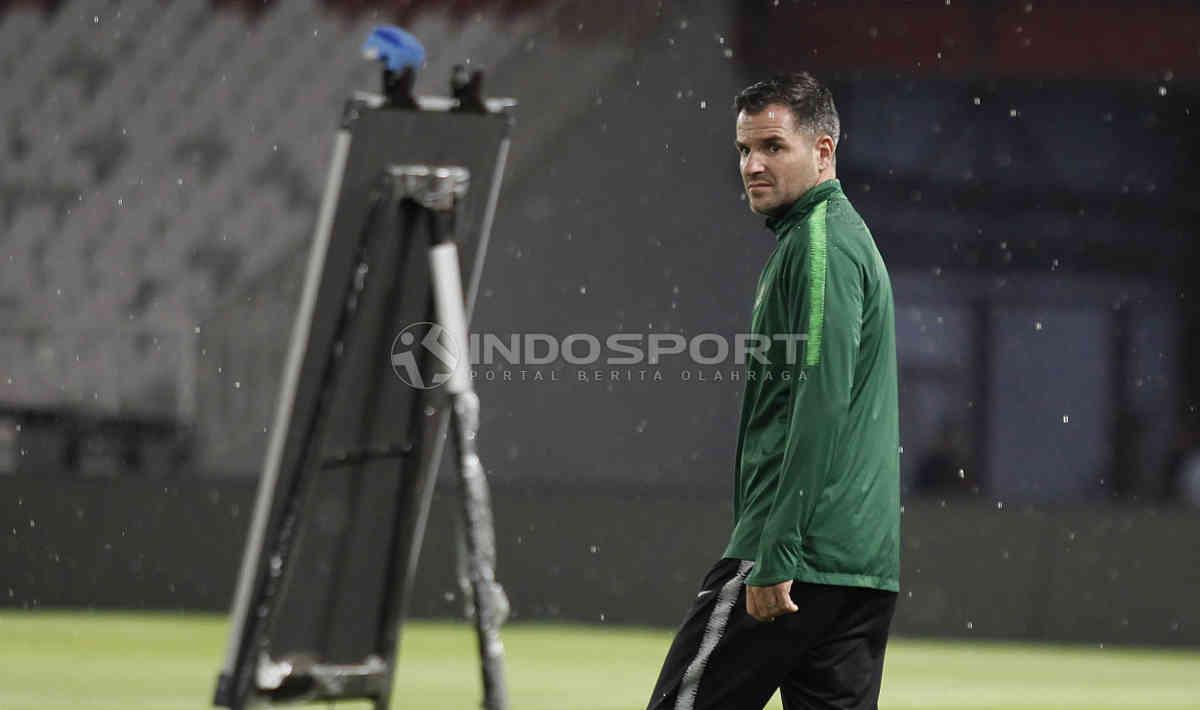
{"left": 765, "top": 177, "right": 842, "bottom": 236}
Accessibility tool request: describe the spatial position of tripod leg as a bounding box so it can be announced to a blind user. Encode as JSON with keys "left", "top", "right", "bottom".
{"left": 450, "top": 389, "right": 510, "bottom": 710}
{"left": 431, "top": 242, "right": 509, "bottom": 710}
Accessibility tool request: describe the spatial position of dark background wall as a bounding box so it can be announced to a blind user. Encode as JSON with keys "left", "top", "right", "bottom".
{"left": 4, "top": 477, "right": 1197, "bottom": 648}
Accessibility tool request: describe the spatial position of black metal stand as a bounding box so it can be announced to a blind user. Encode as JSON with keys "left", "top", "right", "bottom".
{"left": 214, "top": 66, "right": 513, "bottom": 710}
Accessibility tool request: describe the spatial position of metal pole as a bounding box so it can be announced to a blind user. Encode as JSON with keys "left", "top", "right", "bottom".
{"left": 216, "top": 130, "right": 352, "bottom": 706}
{"left": 431, "top": 242, "right": 509, "bottom": 710}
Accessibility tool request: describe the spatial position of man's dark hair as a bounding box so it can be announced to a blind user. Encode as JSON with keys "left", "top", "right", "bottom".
{"left": 734, "top": 72, "right": 840, "bottom": 148}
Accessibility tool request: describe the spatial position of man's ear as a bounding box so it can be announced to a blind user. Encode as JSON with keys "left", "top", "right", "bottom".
{"left": 817, "top": 134, "right": 836, "bottom": 172}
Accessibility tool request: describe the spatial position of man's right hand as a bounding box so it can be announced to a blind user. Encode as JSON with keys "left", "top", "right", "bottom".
{"left": 746, "top": 580, "right": 799, "bottom": 622}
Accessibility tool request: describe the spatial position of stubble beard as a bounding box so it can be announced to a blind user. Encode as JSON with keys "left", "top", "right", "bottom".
{"left": 748, "top": 190, "right": 787, "bottom": 218}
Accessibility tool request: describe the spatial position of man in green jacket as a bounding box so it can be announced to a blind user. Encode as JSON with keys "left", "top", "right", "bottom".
{"left": 647, "top": 73, "right": 900, "bottom": 710}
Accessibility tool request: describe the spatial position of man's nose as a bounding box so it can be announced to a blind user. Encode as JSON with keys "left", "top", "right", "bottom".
{"left": 743, "top": 154, "right": 765, "bottom": 177}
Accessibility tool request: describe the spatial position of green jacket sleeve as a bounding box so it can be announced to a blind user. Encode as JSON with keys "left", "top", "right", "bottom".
{"left": 745, "top": 215, "right": 864, "bottom": 587}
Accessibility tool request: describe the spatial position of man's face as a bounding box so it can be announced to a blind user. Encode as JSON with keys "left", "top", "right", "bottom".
{"left": 736, "top": 104, "right": 822, "bottom": 217}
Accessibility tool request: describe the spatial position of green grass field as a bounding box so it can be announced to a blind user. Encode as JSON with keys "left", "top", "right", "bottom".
{"left": 0, "top": 611, "right": 1197, "bottom": 709}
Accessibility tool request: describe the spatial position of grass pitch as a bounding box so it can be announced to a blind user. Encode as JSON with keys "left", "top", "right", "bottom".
{"left": 0, "top": 611, "right": 1197, "bottom": 709}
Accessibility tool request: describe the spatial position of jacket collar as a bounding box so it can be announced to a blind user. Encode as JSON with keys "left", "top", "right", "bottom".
{"left": 765, "top": 178, "right": 842, "bottom": 239}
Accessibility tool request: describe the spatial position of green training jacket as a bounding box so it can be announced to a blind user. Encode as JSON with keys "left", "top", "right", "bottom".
{"left": 723, "top": 178, "right": 900, "bottom": 592}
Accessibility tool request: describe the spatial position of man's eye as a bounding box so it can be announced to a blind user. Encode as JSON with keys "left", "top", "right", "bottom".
{"left": 769, "top": 144, "right": 782, "bottom": 153}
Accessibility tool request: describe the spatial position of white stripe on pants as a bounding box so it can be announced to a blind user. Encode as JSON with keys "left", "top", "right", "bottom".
{"left": 675, "top": 561, "right": 754, "bottom": 710}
